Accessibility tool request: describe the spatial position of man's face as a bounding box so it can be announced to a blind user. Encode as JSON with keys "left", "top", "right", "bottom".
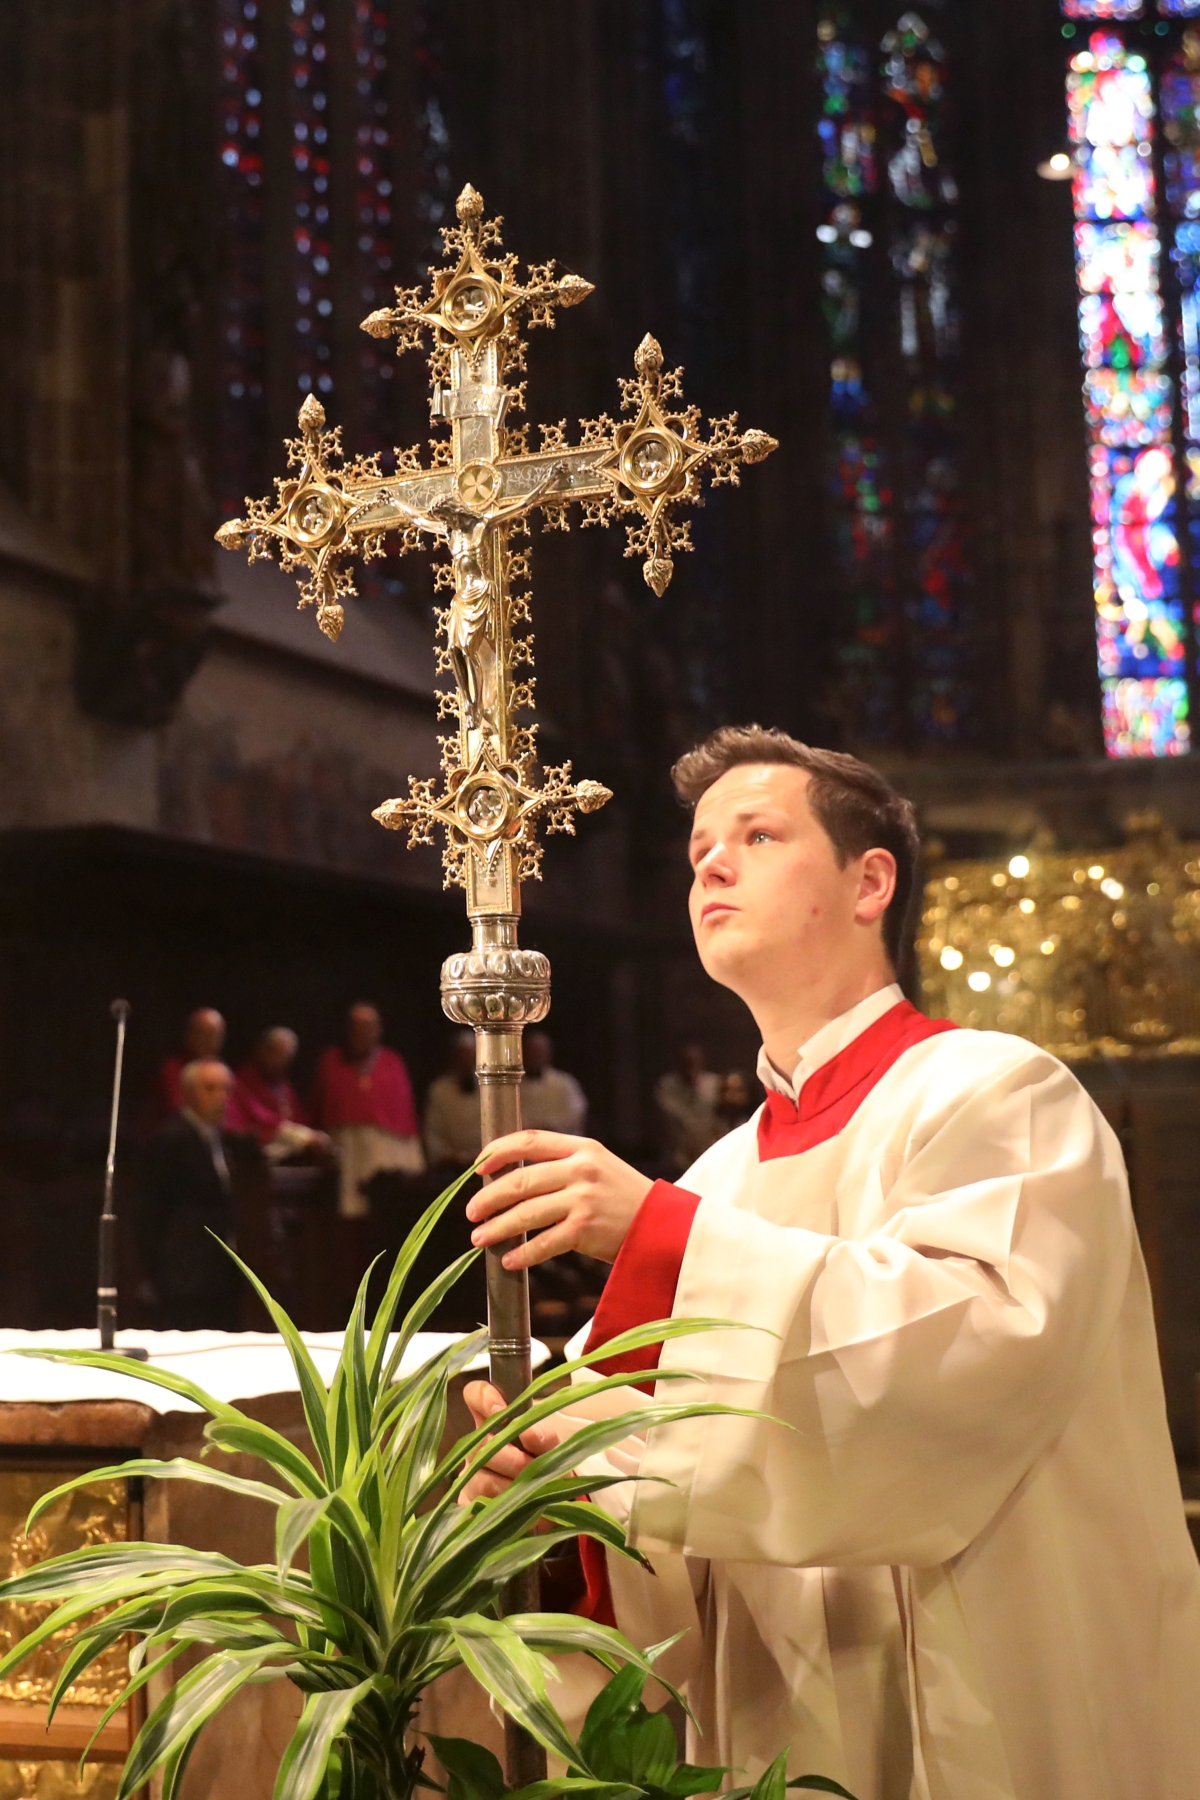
{"left": 188, "top": 1063, "right": 231, "bottom": 1127}
{"left": 347, "top": 1006, "right": 382, "bottom": 1059}
{"left": 186, "top": 1009, "right": 225, "bottom": 1059}
{"left": 256, "top": 1033, "right": 295, "bottom": 1082}
{"left": 687, "top": 764, "right": 892, "bottom": 1000}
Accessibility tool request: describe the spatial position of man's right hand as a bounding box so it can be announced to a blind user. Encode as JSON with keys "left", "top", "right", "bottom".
{"left": 459, "top": 1380, "right": 562, "bottom": 1504}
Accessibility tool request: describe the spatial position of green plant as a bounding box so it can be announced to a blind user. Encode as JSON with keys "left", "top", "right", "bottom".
{"left": 0, "top": 1170, "right": 755, "bottom": 1800}
{"left": 430, "top": 1661, "right": 857, "bottom": 1800}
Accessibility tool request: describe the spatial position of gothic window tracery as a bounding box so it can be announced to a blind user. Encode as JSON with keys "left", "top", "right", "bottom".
{"left": 1062, "top": 0, "right": 1200, "bottom": 755}
{"left": 815, "top": 5, "right": 972, "bottom": 752}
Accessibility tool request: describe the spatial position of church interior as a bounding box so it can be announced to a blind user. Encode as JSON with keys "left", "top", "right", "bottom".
{"left": 3, "top": 0, "right": 1200, "bottom": 1792}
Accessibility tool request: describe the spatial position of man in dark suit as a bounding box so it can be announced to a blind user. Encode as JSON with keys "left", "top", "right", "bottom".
{"left": 137, "top": 1058, "right": 242, "bottom": 1330}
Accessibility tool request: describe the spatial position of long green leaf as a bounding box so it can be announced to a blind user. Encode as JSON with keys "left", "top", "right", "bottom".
{"left": 505, "top": 1616, "right": 688, "bottom": 1712}
{"left": 27, "top": 1459, "right": 284, "bottom": 1533}
{"left": 118, "top": 1643, "right": 290, "bottom": 1799}
{"left": 274, "top": 1678, "right": 377, "bottom": 1800}
{"left": 0, "top": 1576, "right": 194, "bottom": 1683}
{"left": 724, "top": 1755, "right": 857, "bottom": 1800}
{"left": 78, "top": 1641, "right": 192, "bottom": 1772}
{"left": 277, "top": 1495, "right": 334, "bottom": 1583}
{"left": 202, "top": 1420, "right": 326, "bottom": 1499}
{"left": 441, "top": 1615, "right": 584, "bottom": 1771}
{"left": 0, "top": 1542, "right": 240, "bottom": 1603}
{"left": 214, "top": 1242, "right": 334, "bottom": 1479}
{"left": 366, "top": 1161, "right": 482, "bottom": 1391}
{"left": 375, "top": 1249, "right": 482, "bottom": 1420}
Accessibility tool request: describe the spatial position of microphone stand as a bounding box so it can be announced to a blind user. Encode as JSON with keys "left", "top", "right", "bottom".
{"left": 98, "top": 999, "right": 147, "bottom": 1360}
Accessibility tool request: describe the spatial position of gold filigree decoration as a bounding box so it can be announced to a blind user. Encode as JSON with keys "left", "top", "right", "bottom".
{"left": 918, "top": 814, "right": 1200, "bottom": 1058}
{"left": 215, "top": 181, "right": 775, "bottom": 888}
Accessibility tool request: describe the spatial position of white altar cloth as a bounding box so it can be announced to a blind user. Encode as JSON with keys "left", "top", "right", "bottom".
{"left": 0, "top": 1330, "right": 549, "bottom": 1412}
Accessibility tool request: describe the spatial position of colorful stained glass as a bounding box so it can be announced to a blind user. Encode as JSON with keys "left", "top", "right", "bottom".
{"left": 1062, "top": 1, "right": 1143, "bottom": 17}
{"left": 289, "top": 2, "right": 334, "bottom": 400}
{"left": 1162, "top": 1, "right": 1200, "bottom": 18}
{"left": 217, "top": 0, "right": 267, "bottom": 517}
{"left": 1101, "top": 678, "right": 1190, "bottom": 754}
{"left": 349, "top": 1, "right": 396, "bottom": 453}
{"left": 1162, "top": 34, "right": 1200, "bottom": 215}
{"left": 1085, "top": 367, "right": 1173, "bottom": 443}
{"left": 818, "top": 21, "right": 876, "bottom": 197}
{"left": 816, "top": 14, "right": 900, "bottom": 745}
{"left": 1090, "top": 444, "right": 1184, "bottom": 674}
{"left": 880, "top": 13, "right": 956, "bottom": 210}
{"left": 1067, "top": 34, "right": 1155, "bottom": 223}
{"left": 877, "top": 9, "right": 972, "bottom": 746}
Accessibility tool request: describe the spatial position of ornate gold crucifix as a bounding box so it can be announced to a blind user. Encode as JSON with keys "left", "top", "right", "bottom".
{"left": 216, "top": 191, "right": 774, "bottom": 1748}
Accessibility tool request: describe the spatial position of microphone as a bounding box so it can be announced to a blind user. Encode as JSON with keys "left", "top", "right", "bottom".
{"left": 98, "top": 1000, "right": 147, "bottom": 1360}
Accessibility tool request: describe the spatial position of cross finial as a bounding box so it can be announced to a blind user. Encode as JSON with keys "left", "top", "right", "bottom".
{"left": 215, "top": 181, "right": 776, "bottom": 896}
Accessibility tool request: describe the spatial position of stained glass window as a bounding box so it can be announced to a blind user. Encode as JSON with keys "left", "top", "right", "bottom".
{"left": 815, "top": 8, "right": 971, "bottom": 749}
{"left": 216, "top": 1, "right": 406, "bottom": 516}
{"left": 1064, "top": 1, "right": 1145, "bottom": 18}
{"left": 1062, "top": 7, "right": 1200, "bottom": 755}
{"left": 217, "top": 0, "right": 267, "bottom": 518}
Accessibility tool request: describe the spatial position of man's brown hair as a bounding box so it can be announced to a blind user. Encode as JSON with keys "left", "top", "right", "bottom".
{"left": 671, "top": 724, "right": 921, "bottom": 969}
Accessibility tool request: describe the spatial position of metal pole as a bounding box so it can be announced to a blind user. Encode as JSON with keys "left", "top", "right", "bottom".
{"left": 442, "top": 913, "right": 550, "bottom": 1787}
{"left": 98, "top": 999, "right": 130, "bottom": 1353}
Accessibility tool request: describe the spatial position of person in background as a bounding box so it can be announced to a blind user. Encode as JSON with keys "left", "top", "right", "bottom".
{"left": 423, "top": 1032, "right": 482, "bottom": 1172}
{"left": 310, "top": 1003, "right": 424, "bottom": 1218}
{"left": 229, "top": 1026, "right": 329, "bottom": 1162}
{"left": 654, "top": 1041, "right": 722, "bottom": 1175}
{"left": 145, "top": 1008, "right": 226, "bottom": 1130}
{"left": 520, "top": 1031, "right": 587, "bottom": 1135}
{"left": 715, "top": 1068, "right": 756, "bottom": 1134}
{"left": 137, "top": 1058, "right": 241, "bottom": 1330}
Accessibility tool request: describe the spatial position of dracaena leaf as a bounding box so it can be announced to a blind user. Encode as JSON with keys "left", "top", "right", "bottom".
{"left": 0, "top": 1542, "right": 239, "bottom": 1603}
{"left": 366, "top": 1161, "right": 482, "bottom": 1391}
{"left": 277, "top": 1496, "right": 335, "bottom": 1583}
{"left": 25, "top": 1459, "right": 284, "bottom": 1533}
{"left": 213, "top": 1243, "right": 334, "bottom": 1479}
{"left": 274, "top": 1677, "right": 377, "bottom": 1800}
{"left": 117, "top": 1643, "right": 290, "bottom": 1799}
{"left": 434, "top": 1614, "right": 584, "bottom": 1771}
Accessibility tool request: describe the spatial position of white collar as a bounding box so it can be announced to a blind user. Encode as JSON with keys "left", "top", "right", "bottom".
{"left": 755, "top": 983, "right": 904, "bottom": 1105}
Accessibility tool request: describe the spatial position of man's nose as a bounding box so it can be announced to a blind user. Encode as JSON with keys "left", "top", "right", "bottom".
{"left": 697, "top": 841, "right": 733, "bottom": 882}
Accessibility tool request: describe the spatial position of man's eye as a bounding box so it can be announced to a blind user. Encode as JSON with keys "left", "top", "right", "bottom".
{"left": 750, "top": 829, "right": 774, "bottom": 844}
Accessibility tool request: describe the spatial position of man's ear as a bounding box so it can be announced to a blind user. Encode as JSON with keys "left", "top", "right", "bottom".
{"left": 855, "top": 848, "right": 897, "bottom": 926}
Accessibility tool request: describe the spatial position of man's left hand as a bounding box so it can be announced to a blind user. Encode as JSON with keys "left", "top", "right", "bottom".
{"left": 467, "top": 1131, "right": 653, "bottom": 1269}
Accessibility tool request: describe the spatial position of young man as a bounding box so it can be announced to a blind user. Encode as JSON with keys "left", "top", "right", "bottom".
{"left": 461, "top": 727, "right": 1200, "bottom": 1800}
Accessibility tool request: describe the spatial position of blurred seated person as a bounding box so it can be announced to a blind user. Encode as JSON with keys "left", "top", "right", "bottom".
{"left": 654, "top": 1041, "right": 722, "bottom": 1176}
{"left": 229, "top": 1026, "right": 330, "bottom": 1163}
{"left": 144, "top": 1007, "right": 226, "bottom": 1131}
{"left": 716, "top": 1068, "right": 756, "bottom": 1134}
{"left": 311, "top": 1002, "right": 424, "bottom": 1218}
{"left": 423, "top": 1032, "right": 481, "bottom": 1172}
{"left": 136, "top": 1058, "right": 242, "bottom": 1330}
{"left": 519, "top": 1031, "right": 587, "bottom": 1134}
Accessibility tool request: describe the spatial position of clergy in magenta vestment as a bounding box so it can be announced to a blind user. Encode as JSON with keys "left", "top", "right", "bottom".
{"left": 562, "top": 983, "right": 1200, "bottom": 1800}
{"left": 310, "top": 1040, "right": 423, "bottom": 1216}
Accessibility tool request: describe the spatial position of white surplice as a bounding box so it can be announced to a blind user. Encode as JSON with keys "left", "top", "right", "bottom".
{"left": 567, "top": 987, "right": 1200, "bottom": 1800}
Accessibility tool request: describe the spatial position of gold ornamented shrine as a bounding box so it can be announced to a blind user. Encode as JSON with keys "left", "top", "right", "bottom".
{"left": 216, "top": 194, "right": 776, "bottom": 1749}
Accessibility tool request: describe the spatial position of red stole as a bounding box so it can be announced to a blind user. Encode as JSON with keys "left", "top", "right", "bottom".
{"left": 757, "top": 999, "right": 957, "bottom": 1162}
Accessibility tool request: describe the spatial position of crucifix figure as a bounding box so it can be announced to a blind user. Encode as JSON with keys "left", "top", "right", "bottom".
{"left": 404, "top": 462, "right": 563, "bottom": 737}
{"left": 216, "top": 180, "right": 775, "bottom": 1785}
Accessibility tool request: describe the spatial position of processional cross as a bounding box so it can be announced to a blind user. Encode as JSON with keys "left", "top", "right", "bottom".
{"left": 217, "top": 185, "right": 774, "bottom": 1770}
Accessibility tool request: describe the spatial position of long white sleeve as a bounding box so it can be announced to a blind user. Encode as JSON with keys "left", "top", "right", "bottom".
{"left": 630, "top": 1044, "right": 1133, "bottom": 1569}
